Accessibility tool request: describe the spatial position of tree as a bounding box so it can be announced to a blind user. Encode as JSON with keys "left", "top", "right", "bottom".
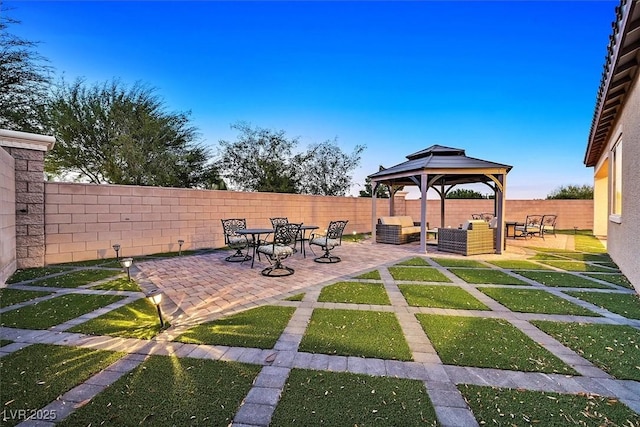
{"left": 216, "top": 122, "right": 364, "bottom": 195}
{"left": 546, "top": 184, "right": 593, "bottom": 199}
{"left": 44, "top": 79, "right": 224, "bottom": 189}
{"left": 358, "top": 166, "right": 403, "bottom": 198}
{"left": 446, "top": 188, "right": 488, "bottom": 199}
{"left": 0, "top": 7, "right": 52, "bottom": 132}
{"left": 298, "top": 139, "right": 364, "bottom": 196}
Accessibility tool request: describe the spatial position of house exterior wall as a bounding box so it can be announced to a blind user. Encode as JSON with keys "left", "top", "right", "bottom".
{"left": 43, "top": 182, "right": 595, "bottom": 265}
{"left": 593, "top": 162, "right": 609, "bottom": 237}
{"left": 606, "top": 75, "right": 640, "bottom": 291}
{"left": 0, "top": 148, "right": 16, "bottom": 286}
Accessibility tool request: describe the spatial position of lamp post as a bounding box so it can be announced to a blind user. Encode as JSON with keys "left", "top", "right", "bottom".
{"left": 120, "top": 257, "right": 133, "bottom": 281}
{"left": 178, "top": 239, "right": 184, "bottom": 256}
{"left": 146, "top": 289, "right": 164, "bottom": 328}
{"left": 112, "top": 244, "right": 121, "bottom": 261}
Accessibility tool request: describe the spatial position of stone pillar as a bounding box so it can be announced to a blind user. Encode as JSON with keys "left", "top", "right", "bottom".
{"left": 0, "top": 130, "right": 55, "bottom": 269}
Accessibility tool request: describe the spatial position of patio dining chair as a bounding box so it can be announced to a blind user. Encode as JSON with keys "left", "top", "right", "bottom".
{"left": 309, "top": 220, "right": 348, "bottom": 263}
{"left": 514, "top": 215, "right": 543, "bottom": 239}
{"left": 541, "top": 214, "right": 558, "bottom": 238}
{"left": 270, "top": 217, "right": 289, "bottom": 228}
{"left": 256, "top": 223, "right": 302, "bottom": 277}
{"left": 221, "top": 218, "right": 252, "bottom": 262}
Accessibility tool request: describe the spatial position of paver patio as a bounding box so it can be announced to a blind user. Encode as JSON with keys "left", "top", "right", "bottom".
{"left": 1, "top": 235, "right": 639, "bottom": 426}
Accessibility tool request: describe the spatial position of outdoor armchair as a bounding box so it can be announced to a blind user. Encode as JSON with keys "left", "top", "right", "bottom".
{"left": 309, "top": 220, "right": 348, "bottom": 263}
{"left": 256, "top": 223, "right": 302, "bottom": 277}
{"left": 541, "top": 214, "right": 558, "bottom": 238}
{"left": 221, "top": 218, "right": 252, "bottom": 262}
{"left": 270, "top": 217, "right": 289, "bottom": 228}
{"left": 514, "top": 215, "right": 543, "bottom": 238}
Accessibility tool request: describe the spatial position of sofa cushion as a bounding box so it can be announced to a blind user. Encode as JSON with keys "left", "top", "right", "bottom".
{"left": 379, "top": 216, "right": 402, "bottom": 225}
{"left": 398, "top": 216, "right": 415, "bottom": 227}
{"left": 400, "top": 226, "right": 421, "bottom": 235}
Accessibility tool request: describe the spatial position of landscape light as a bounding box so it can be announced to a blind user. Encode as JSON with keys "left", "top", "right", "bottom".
{"left": 112, "top": 244, "right": 121, "bottom": 260}
{"left": 178, "top": 239, "right": 184, "bottom": 256}
{"left": 146, "top": 289, "right": 164, "bottom": 328}
{"left": 120, "top": 257, "right": 133, "bottom": 281}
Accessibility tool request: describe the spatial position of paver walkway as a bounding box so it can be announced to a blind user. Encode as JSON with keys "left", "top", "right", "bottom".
{"left": 1, "top": 236, "right": 639, "bottom": 426}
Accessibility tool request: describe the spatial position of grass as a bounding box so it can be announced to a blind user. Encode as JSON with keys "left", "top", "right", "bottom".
{"left": 574, "top": 234, "right": 607, "bottom": 253}
{"left": 68, "top": 297, "right": 167, "bottom": 339}
{"left": 459, "top": 384, "right": 640, "bottom": 426}
{"left": 271, "top": 369, "right": 438, "bottom": 426}
{"left": 60, "top": 355, "right": 260, "bottom": 427}
{"left": 539, "top": 260, "right": 616, "bottom": 273}
{"left": 431, "top": 258, "right": 488, "bottom": 268}
{"left": 486, "top": 260, "right": 550, "bottom": 270}
{"left": 62, "top": 258, "right": 122, "bottom": 267}
{"left": 478, "top": 288, "right": 598, "bottom": 316}
{"left": 395, "top": 257, "right": 432, "bottom": 266}
{"left": 583, "top": 273, "right": 635, "bottom": 289}
{"left": 299, "top": 308, "right": 412, "bottom": 360}
{"left": 449, "top": 268, "right": 528, "bottom": 285}
{"left": 0, "top": 344, "right": 124, "bottom": 427}
{"left": 388, "top": 266, "right": 451, "bottom": 282}
{"left": 285, "top": 293, "right": 305, "bottom": 301}
{"left": 565, "top": 291, "right": 640, "bottom": 320}
{"left": 175, "top": 305, "right": 295, "bottom": 348}
{"left": 515, "top": 271, "right": 612, "bottom": 289}
{"left": 416, "top": 314, "right": 576, "bottom": 374}
{"left": 318, "top": 281, "right": 390, "bottom": 305}
{"left": 90, "top": 277, "right": 141, "bottom": 291}
{"left": 6, "top": 266, "right": 71, "bottom": 284}
{"left": 0, "top": 294, "right": 125, "bottom": 329}
{"left": 0, "top": 339, "right": 12, "bottom": 347}
{"left": 27, "top": 269, "right": 121, "bottom": 288}
{"left": 354, "top": 270, "right": 381, "bottom": 280}
{"left": 532, "top": 321, "right": 640, "bottom": 380}
{"left": 398, "top": 284, "right": 489, "bottom": 310}
{"left": 550, "top": 252, "right": 612, "bottom": 262}
{"left": 0, "top": 288, "right": 51, "bottom": 308}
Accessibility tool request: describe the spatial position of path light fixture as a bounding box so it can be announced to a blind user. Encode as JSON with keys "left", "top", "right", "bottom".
{"left": 178, "top": 239, "right": 184, "bottom": 256}
{"left": 146, "top": 288, "right": 164, "bottom": 328}
{"left": 120, "top": 257, "right": 133, "bottom": 281}
{"left": 112, "top": 244, "right": 121, "bottom": 260}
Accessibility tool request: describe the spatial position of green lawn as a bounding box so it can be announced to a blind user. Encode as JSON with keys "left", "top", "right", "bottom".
{"left": 285, "top": 293, "right": 305, "bottom": 301}
{"left": 395, "top": 257, "right": 432, "bottom": 266}
{"left": 68, "top": 297, "right": 167, "bottom": 339}
{"left": 565, "top": 291, "right": 640, "bottom": 320}
{"left": 0, "top": 288, "right": 51, "bottom": 308}
{"left": 388, "top": 266, "right": 451, "bottom": 282}
{"left": 486, "top": 260, "right": 550, "bottom": 270}
{"left": 0, "top": 294, "right": 125, "bottom": 329}
{"left": 318, "top": 281, "right": 390, "bottom": 305}
{"left": 449, "top": 268, "right": 528, "bottom": 285}
{"left": 416, "top": 314, "right": 575, "bottom": 374}
{"left": 478, "top": 288, "right": 598, "bottom": 316}
{"left": 271, "top": 369, "right": 438, "bottom": 426}
{"left": 431, "top": 258, "right": 488, "bottom": 268}
{"left": 532, "top": 321, "right": 640, "bottom": 380}
{"left": 551, "top": 252, "right": 612, "bottom": 262}
{"left": 6, "top": 266, "right": 71, "bottom": 284}
{"left": 0, "top": 344, "right": 124, "bottom": 427}
{"left": 398, "top": 284, "right": 489, "bottom": 310}
{"left": 515, "top": 271, "right": 612, "bottom": 289}
{"left": 0, "top": 339, "right": 12, "bottom": 347}
{"left": 175, "top": 305, "right": 295, "bottom": 348}
{"left": 27, "top": 269, "right": 121, "bottom": 288}
{"left": 299, "top": 309, "right": 412, "bottom": 360}
{"left": 353, "top": 270, "right": 382, "bottom": 280}
{"left": 90, "top": 277, "right": 142, "bottom": 292}
{"left": 459, "top": 384, "right": 640, "bottom": 426}
{"left": 583, "top": 273, "right": 634, "bottom": 289}
{"left": 574, "top": 234, "right": 607, "bottom": 253}
{"left": 539, "top": 260, "right": 616, "bottom": 273}
{"left": 60, "top": 355, "right": 260, "bottom": 427}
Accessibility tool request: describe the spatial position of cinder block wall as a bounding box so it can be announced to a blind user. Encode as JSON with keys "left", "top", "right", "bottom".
{"left": 44, "top": 182, "right": 389, "bottom": 264}
{"left": 0, "top": 148, "right": 16, "bottom": 285}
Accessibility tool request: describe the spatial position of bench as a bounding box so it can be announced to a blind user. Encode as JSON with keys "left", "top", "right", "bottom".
{"left": 376, "top": 216, "right": 422, "bottom": 245}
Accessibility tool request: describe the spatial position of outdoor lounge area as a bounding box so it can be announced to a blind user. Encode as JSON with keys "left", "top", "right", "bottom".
{"left": 1, "top": 232, "right": 639, "bottom": 426}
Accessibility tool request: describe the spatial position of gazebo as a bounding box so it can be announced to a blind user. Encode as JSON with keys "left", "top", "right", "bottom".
{"left": 368, "top": 145, "right": 512, "bottom": 254}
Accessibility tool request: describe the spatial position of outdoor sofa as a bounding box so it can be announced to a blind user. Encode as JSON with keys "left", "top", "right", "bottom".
{"left": 437, "top": 220, "right": 495, "bottom": 256}
{"left": 376, "top": 216, "right": 422, "bottom": 244}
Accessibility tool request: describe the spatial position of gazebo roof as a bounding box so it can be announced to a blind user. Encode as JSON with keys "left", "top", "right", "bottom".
{"left": 368, "top": 144, "right": 512, "bottom": 186}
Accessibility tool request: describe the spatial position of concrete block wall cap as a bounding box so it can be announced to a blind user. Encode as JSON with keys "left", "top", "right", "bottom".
{"left": 0, "top": 129, "right": 55, "bottom": 151}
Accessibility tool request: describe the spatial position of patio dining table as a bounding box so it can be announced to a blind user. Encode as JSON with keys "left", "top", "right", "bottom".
{"left": 298, "top": 225, "right": 319, "bottom": 258}
{"left": 236, "top": 228, "right": 274, "bottom": 268}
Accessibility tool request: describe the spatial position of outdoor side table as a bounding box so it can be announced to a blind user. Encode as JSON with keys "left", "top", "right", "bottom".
{"left": 236, "top": 228, "right": 274, "bottom": 268}
{"left": 298, "top": 225, "right": 319, "bottom": 258}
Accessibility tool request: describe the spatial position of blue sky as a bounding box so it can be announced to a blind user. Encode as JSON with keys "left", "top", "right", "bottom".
{"left": 6, "top": 1, "right": 616, "bottom": 199}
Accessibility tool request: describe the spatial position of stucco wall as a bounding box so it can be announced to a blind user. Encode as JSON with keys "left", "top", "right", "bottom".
{"left": 44, "top": 181, "right": 595, "bottom": 265}
{"left": 607, "top": 75, "right": 640, "bottom": 291}
{"left": 0, "top": 147, "right": 16, "bottom": 286}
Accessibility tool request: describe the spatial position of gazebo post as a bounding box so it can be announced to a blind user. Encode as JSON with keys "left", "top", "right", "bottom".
{"left": 440, "top": 182, "right": 446, "bottom": 228}
{"left": 495, "top": 174, "right": 506, "bottom": 254}
{"left": 388, "top": 184, "right": 395, "bottom": 215}
{"left": 371, "top": 183, "right": 378, "bottom": 243}
{"left": 419, "top": 173, "right": 428, "bottom": 253}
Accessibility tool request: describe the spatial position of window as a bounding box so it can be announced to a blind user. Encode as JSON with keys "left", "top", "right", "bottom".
{"left": 611, "top": 139, "right": 622, "bottom": 218}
